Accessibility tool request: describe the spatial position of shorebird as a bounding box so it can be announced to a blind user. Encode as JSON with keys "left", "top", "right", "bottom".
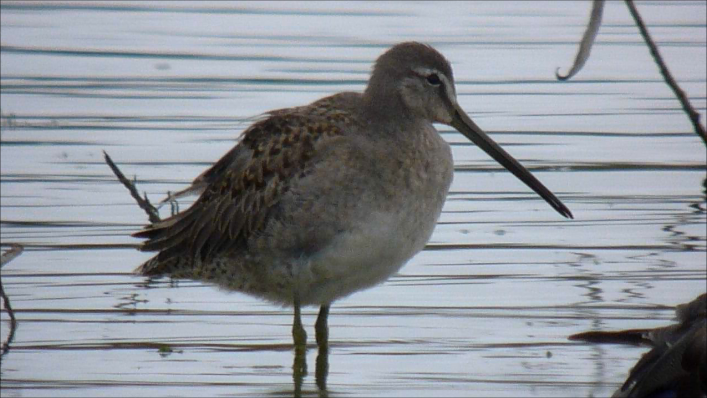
{"left": 570, "top": 293, "right": 706, "bottom": 397}
{"left": 133, "top": 42, "right": 573, "bottom": 348}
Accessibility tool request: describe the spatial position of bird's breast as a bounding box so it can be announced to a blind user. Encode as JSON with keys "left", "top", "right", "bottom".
{"left": 296, "top": 127, "right": 454, "bottom": 304}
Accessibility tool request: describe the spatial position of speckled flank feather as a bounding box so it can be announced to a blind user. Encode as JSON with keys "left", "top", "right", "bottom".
{"left": 134, "top": 93, "right": 361, "bottom": 275}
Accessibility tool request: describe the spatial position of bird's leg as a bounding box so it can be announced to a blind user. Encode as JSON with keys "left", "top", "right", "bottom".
{"left": 292, "top": 296, "right": 307, "bottom": 348}
{"left": 315, "top": 305, "right": 330, "bottom": 347}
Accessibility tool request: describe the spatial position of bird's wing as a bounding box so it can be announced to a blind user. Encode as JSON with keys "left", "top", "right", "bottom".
{"left": 133, "top": 106, "right": 351, "bottom": 271}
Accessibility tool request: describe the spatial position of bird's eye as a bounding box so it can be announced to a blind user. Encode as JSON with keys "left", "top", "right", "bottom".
{"left": 426, "top": 73, "right": 441, "bottom": 86}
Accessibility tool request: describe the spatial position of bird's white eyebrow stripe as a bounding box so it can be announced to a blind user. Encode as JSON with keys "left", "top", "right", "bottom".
{"left": 413, "top": 67, "right": 441, "bottom": 78}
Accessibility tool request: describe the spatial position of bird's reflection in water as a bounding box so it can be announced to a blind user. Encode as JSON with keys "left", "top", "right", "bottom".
{"left": 292, "top": 340, "right": 329, "bottom": 397}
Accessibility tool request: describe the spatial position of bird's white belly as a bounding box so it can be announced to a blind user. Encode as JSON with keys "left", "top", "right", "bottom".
{"left": 297, "top": 208, "right": 438, "bottom": 305}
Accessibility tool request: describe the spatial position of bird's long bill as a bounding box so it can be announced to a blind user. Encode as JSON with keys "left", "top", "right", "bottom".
{"left": 450, "top": 106, "right": 573, "bottom": 219}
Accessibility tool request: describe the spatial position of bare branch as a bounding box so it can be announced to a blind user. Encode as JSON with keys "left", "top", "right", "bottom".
{"left": 624, "top": 0, "right": 707, "bottom": 144}
{"left": 556, "top": 0, "right": 605, "bottom": 81}
{"left": 1, "top": 244, "right": 23, "bottom": 358}
{"left": 103, "top": 151, "right": 161, "bottom": 224}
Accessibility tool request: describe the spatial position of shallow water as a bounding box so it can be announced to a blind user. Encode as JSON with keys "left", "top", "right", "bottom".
{"left": 1, "top": 1, "right": 706, "bottom": 397}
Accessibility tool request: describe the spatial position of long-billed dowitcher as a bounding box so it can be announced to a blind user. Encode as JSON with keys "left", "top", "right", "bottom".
{"left": 133, "top": 42, "right": 573, "bottom": 349}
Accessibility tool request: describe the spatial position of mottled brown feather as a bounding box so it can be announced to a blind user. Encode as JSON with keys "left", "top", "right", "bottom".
{"left": 133, "top": 93, "right": 357, "bottom": 272}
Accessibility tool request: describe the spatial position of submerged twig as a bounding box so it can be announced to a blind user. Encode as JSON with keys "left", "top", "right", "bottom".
{"left": 1, "top": 244, "right": 24, "bottom": 358}
{"left": 624, "top": 0, "right": 707, "bottom": 144}
{"left": 556, "top": 0, "right": 605, "bottom": 80}
{"left": 103, "top": 151, "right": 161, "bottom": 224}
{"left": 0, "top": 244, "right": 23, "bottom": 268}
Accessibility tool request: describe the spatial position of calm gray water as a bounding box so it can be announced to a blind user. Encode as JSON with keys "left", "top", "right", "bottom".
{"left": 1, "top": 1, "right": 705, "bottom": 397}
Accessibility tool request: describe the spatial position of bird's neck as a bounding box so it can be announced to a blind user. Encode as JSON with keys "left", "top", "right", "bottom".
{"left": 361, "top": 83, "right": 419, "bottom": 133}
